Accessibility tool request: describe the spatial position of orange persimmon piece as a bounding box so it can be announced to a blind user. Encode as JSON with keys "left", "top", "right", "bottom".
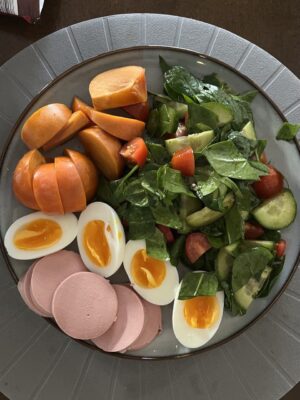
{"left": 43, "top": 111, "right": 89, "bottom": 151}
{"left": 123, "top": 102, "right": 149, "bottom": 122}
{"left": 13, "top": 149, "right": 46, "bottom": 210}
{"left": 64, "top": 149, "right": 99, "bottom": 201}
{"left": 79, "top": 127, "right": 124, "bottom": 180}
{"left": 72, "top": 97, "right": 93, "bottom": 115}
{"left": 21, "top": 104, "right": 72, "bottom": 149}
{"left": 33, "top": 163, "right": 64, "bottom": 214}
{"left": 55, "top": 157, "right": 87, "bottom": 213}
{"left": 89, "top": 66, "right": 147, "bottom": 110}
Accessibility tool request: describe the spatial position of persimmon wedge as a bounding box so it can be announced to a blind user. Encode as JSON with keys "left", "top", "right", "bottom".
{"left": 89, "top": 66, "right": 147, "bottom": 110}
{"left": 21, "top": 104, "right": 72, "bottom": 149}
{"left": 64, "top": 149, "right": 98, "bottom": 201}
{"left": 43, "top": 111, "right": 89, "bottom": 151}
{"left": 72, "top": 97, "right": 93, "bottom": 115}
{"left": 123, "top": 102, "right": 149, "bottom": 122}
{"left": 55, "top": 157, "right": 86, "bottom": 213}
{"left": 33, "top": 163, "right": 64, "bottom": 214}
{"left": 13, "top": 149, "right": 46, "bottom": 209}
{"left": 79, "top": 127, "right": 124, "bottom": 180}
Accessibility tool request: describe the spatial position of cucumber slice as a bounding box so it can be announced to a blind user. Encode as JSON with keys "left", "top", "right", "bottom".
{"left": 234, "top": 266, "right": 272, "bottom": 310}
{"left": 224, "top": 241, "right": 240, "bottom": 256}
{"left": 252, "top": 189, "right": 297, "bottom": 229}
{"left": 216, "top": 248, "right": 234, "bottom": 281}
{"left": 201, "top": 102, "right": 233, "bottom": 126}
{"left": 240, "top": 210, "right": 250, "bottom": 221}
{"left": 179, "top": 195, "right": 202, "bottom": 233}
{"left": 186, "top": 192, "right": 235, "bottom": 227}
{"left": 165, "top": 131, "right": 215, "bottom": 155}
{"left": 242, "top": 121, "right": 257, "bottom": 140}
{"left": 243, "top": 240, "right": 275, "bottom": 251}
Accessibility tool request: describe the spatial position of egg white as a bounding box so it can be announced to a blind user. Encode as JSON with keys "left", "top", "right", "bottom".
{"left": 4, "top": 212, "right": 78, "bottom": 260}
{"left": 172, "top": 281, "right": 224, "bottom": 349}
{"left": 123, "top": 239, "right": 179, "bottom": 305}
{"left": 77, "top": 202, "right": 125, "bottom": 278}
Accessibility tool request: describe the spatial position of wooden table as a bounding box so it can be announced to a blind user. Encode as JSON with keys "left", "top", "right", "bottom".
{"left": 0, "top": 1, "right": 299, "bottom": 399}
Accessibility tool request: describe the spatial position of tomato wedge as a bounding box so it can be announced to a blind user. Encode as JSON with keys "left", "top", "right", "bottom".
{"left": 276, "top": 240, "right": 286, "bottom": 257}
{"left": 171, "top": 146, "right": 195, "bottom": 177}
{"left": 185, "top": 233, "right": 211, "bottom": 264}
{"left": 157, "top": 224, "right": 175, "bottom": 243}
{"left": 252, "top": 165, "right": 284, "bottom": 199}
{"left": 120, "top": 137, "right": 148, "bottom": 167}
{"left": 244, "top": 222, "right": 264, "bottom": 239}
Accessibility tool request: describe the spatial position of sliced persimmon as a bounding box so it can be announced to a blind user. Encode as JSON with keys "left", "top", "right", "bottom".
{"left": 64, "top": 149, "right": 98, "bottom": 201}
{"left": 43, "top": 111, "right": 89, "bottom": 151}
{"left": 21, "top": 104, "right": 72, "bottom": 149}
{"left": 123, "top": 102, "right": 149, "bottom": 122}
{"left": 13, "top": 149, "right": 46, "bottom": 210}
{"left": 33, "top": 163, "right": 64, "bottom": 214}
{"left": 72, "top": 97, "right": 93, "bottom": 115}
{"left": 89, "top": 66, "right": 147, "bottom": 110}
{"left": 78, "top": 127, "right": 124, "bottom": 180}
{"left": 55, "top": 157, "right": 87, "bottom": 213}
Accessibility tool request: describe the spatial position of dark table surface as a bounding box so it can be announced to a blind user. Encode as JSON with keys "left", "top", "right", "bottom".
{"left": 0, "top": 1, "right": 299, "bottom": 399}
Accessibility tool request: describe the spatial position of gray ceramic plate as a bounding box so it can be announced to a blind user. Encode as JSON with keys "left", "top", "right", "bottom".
{"left": 0, "top": 46, "right": 299, "bottom": 359}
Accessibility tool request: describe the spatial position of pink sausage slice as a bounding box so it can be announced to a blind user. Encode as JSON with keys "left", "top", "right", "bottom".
{"left": 18, "top": 264, "right": 51, "bottom": 317}
{"left": 128, "top": 297, "right": 162, "bottom": 351}
{"left": 52, "top": 271, "right": 118, "bottom": 340}
{"left": 92, "top": 284, "right": 145, "bottom": 352}
{"left": 30, "top": 250, "right": 87, "bottom": 314}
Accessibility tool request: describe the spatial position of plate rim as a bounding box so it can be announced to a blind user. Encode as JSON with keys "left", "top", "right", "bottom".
{"left": 0, "top": 44, "right": 299, "bottom": 361}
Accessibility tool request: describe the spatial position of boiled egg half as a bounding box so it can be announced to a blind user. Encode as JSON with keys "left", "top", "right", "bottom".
{"left": 172, "top": 279, "right": 224, "bottom": 348}
{"left": 123, "top": 239, "right": 179, "bottom": 305}
{"left": 77, "top": 202, "right": 125, "bottom": 278}
{"left": 4, "top": 212, "right": 78, "bottom": 260}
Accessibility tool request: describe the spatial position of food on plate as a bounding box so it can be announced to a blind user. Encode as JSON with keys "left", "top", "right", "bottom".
{"left": 21, "top": 104, "right": 72, "bottom": 149}
{"left": 123, "top": 239, "right": 179, "bottom": 305}
{"left": 13, "top": 149, "right": 46, "bottom": 209}
{"left": 30, "top": 250, "right": 87, "bottom": 315}
{"left": 89, "top": 66, "right": 147, "bottom": 110}
{"left": 77, "top": 202, "right": 125, "bottom": 278}
{"left": 52, "top": 271, "right": 118, "bottom": 340}
{"left": 64, "top": 149, "right": 98, "bottom": 201}
{"left": 171, "top": 146, "right": 195, "bottom": 176}
{"left": 55, "top": 157, "right": 86, "bottom": 212}
{"left": 79, "top": 126, "right": 124, "bottom": 180}
{"left": 123, "top": 101, "right": 149, "bottom": 122}
{"left": 120, "top": 137, "right": 148, "bottom": 167}
{"left": 4, "top": 212, "right": 78, "bottom": 260}
{"left": 43, "top": 110, "right": 90, "bottom": 151}
{"left": 92, "top": 284, "right": 145, "bottom": 352}
{"left": 252, "top": 165, "right": 284, "bottom": 199}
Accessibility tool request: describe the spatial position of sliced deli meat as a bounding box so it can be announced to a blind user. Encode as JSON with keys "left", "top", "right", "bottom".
{"left": 52, "top": 271, "right": 118, "bottom": 340}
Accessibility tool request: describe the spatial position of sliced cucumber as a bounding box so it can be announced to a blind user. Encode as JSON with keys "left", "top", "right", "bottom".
{"left": 252, "top": 189, "right": 297, "bottom": 229}
{"left": 201, "top": 102, "right": 233, "bottom": 126}
{"left": 179, "top": 195, "right": 202, "bottom": 233}
{"left": 240, "top": 210, "right": 250, "bottom": 221}
{"left": 165, "top": 131, "right": 215, "bottom": 155}
{"left": 234, "top": 266, "right": 272, "bottom": 311}
{"left": 186, "top": 192, "right": 235, "bottom": 227}
{"left": 224, "top": 241, "right": 240, "bottom": 256}
{"left": 242, "top": 121, "right": 257, "bottom": 140}
{"left": 216, "top": 248, "right": 234, "bottom": 282}
{"left": 243, "top": 240, "right": 275, "bottom": 251}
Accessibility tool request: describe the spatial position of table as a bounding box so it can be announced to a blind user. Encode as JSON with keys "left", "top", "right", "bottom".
{"left": 0, "top": 2, "right": 299, "bottom": 399}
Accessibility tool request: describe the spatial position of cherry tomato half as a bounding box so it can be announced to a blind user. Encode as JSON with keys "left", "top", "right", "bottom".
{"left": 244, "top": 222, "right": 264, "bottom": 240}
{"left": 252, "top": 165, "right": 284, "bottom": 199}
{"left": 157, "top": 224, "right": 175, "bottom": 243}
{"left": 171, "top": 146, "right": 195, "bottom": 177}
{"left": 185, "top": 232, "right": 211, "bottom": 264}
{"left": 276, "top": 240, "right": 286, "bottom": 258}
{"left": 120, "top": 137, "right": 148, "bottom": 167}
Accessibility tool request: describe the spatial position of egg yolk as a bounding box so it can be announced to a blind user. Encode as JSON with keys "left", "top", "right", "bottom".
{"left": 184, "top": 296, "right": 219, "bottom": 329}
{"left": 131, "top": 249, "right": 166, "bottom": 288}
{"left": 13, "top": 219, "right": 62, "bottom": 250}
{"left": 83, "top": 220, "right": 111, "bottom": 267}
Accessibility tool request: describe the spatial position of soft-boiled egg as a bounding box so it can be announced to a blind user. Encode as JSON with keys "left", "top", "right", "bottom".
{"left": 4, "top": 212, "right": 78, "bottom": 260}
{"left": 123, "top": 240, "right": 179, "bottom": 305}
{"left": 77, "top": 202, "right": 125, "bottom": 278}
{"left": 172, "top": 280, "right": 224, "bottom": 348}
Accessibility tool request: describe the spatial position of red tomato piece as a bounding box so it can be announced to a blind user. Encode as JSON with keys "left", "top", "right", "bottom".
{"left": 185, "top": 233, "right": 211, "bottom": 264}
{"left": 123, "top": 102, "right": 149, "bottom": 122}
{"left": 120, "top": 137, "right": 148, "bottom": 167}
{"left": 171, "top": 146, "right": 195, "bottom": 177}
{"left": 252, "top": 165, "right": 284, "bottom": 199}
{"left": 276, "top": 240, "right": 286, "bottom": 258}
{"left": 244, "top": 222, "right": 264, "bottom": 240}
{"left": 157, "top": 224, "right": 175, "bottom": 243}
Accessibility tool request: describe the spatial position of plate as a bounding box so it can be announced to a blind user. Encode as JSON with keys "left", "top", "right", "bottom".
{"left": 1, "top": 46, "right": 299, "bottom": 360}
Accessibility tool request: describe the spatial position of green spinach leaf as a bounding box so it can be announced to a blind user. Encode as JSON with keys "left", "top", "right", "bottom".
{"left": 146, "top": 228, "right": 169, "bottom": 260}
{"left": 224, "top": 203, "right": 244, "bottom": 244}
{"left": 188, "top": 103, "right": 219, "bottom": 132}
{"left": 276, "top": 122, "right": 300, "bottom": 141}
{"left": 157, "top": 165, "right": 195, "bottom": 197}
{"left": 169, "top": 235, "right": 186, "bottom": 267}
{"left": 178, "top": 271, "right": 219, "bottom": 299}
{"left": 257, "top": 256, "right": 285, "bottom": 297}
{"left": 127, "top": 206, "right": 156, "bottom": 239}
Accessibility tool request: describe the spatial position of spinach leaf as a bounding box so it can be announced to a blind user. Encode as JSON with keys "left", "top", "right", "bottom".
{"left": 123, "top": 179, "right": 149, "bottom": 207}
{"left": 159, "top": 104, "right": 179, "bottom": 135}
{"left": 207, "top": 235, "right": 226, "bottom": 248}
{"left": 221, "top": 177, "right": 243, "bottom": 198}
{"left": 199, "top": 218, "right": 226, "bottom": 237}
{"left": 227, "top": 132, "right": 254, "bottom": 158}
{"left": 204, "top": 141, "right": 267, "bottom": 180}
{"left": 201, "top": 185, "right": 228, "bottom": 212}
{"left": 97, "top": 176, "right": 119, "bottom": 208}
{"left": 261, "top": 230, "right": 281, "bottom": 242}
{"left": 248, "top": 160, "right": 269, "bottom": 174}
{"left": 178, "top": 271, "right": 218, "bottom": 299}
{"left": 110, "top": 165, "right": 139, "bottom": 203}
{"left": 146, "top": 142, "right": 171, "bottom": 164}
{"left": 127, "top": 206, "right": 156, "bottom": 239}
{"left": 159, "top": 56, "right": 171, "bottom": 73}
{"left": 221, "top": 281, "right": 246, "bottom": 316}
{"left": 276, "top": 122, "right": 300, "bottom": 141}
{"left": 188, "top": 103, "right": 219, "bottom": 132}
{"left": 239, "top": 90, "right": 257, "bottom": 103}
{"left": 193, "top": 169, "right": 221, "bottom": 197}
{"left": 257, "top": 256, "right": 285, "bottom": 297}
{"left": 224, "top": 203, "right": 244, "bottom": 244}
{"left": 150, "top": 201, "right": 183, "bottom": 230}
{"left": 157, "top": 165, "right": 195, "bottom": 197}
{"left": 235, "top": 182, "right": 260, "bottom": 211}
{"left": 231, "top": 247, "right": 274, "bottom": 292}
{"left": 169, "top": 235, "right": 186, "bottom": 267}
{"left": 255, "top": 139, "right": 267, "bottom": 160}
{"left": 140, "top": 170, "right": 165, "bottom": 200}
{"left": 146, "top": 228, "right": 169, "bottom": 260}
{"left": 146, "top": 109, "right": 159, "bottom": 136}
